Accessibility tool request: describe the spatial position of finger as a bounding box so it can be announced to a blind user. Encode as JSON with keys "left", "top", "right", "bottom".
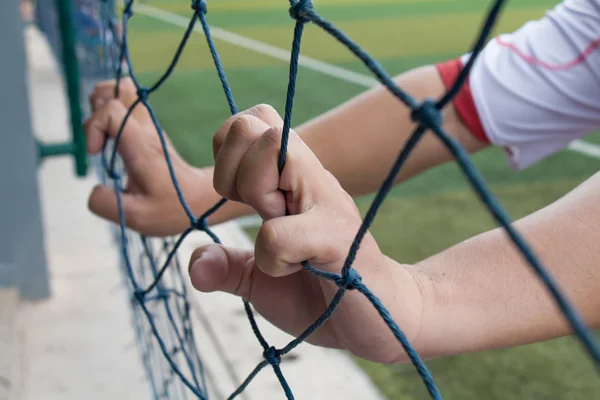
{"left": 89, "top": 80, "right": 117, "bottom": 111}
{"left": 89, "top": 77, "right": 137, "bottom": 108}
{"left": 213, "top": 104, "right": 284, "bottom": 159}
{"left": 188, "top": 244, "right": 255, "bottom": 298}
{"left": 113, "top": 77, "right": 138, "bottom": 106}
{"left": 83, "top": 99, "right": 144, "bottom": 160}
{"left": 254, "top": 210, "right": 352, "bottom": 277}
{"left": 87, "top": 184, "right": 147, "bottom": 230}
{"left": 213, "top": 115, "right": 272, "bottom": 202}
{"left": 236, "top": 127, "right": 327, "bottom": 220}
{"left": 90, "top": 78, "right": 153, "bottom": 126}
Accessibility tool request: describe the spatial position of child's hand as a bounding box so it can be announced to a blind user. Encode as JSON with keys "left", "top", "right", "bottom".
{"left": 189, "top": 107, "right": 426, "bottom": 364}
{"left": 84, "top": 78, "right": 220, "bottom": 236}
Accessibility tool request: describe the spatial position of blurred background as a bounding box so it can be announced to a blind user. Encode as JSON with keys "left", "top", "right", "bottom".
{"left": 3, "top": 0, "right": 600, "bottom": 399}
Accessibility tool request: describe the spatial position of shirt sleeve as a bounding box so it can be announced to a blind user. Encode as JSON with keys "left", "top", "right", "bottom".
{"left": 437, "top": 0, "right": 600, "bottom": 170}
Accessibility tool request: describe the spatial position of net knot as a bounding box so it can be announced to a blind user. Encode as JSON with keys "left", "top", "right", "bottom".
{"left": 289, "top": 0, "right": 313, "bottom": 23}
{"left": 191, "top": 0, "right": 207, "bottom": 14}
{"left": 335, "top": 268, "right": 362, "bottom": 290}
{"left": 133, "top": 289, "right": 145, "bottom": 302}
{"left": 410, "top": 98, "right": 442, "bottom": 130}
{"left": 106, "top": 168, "right": 120, "bottom": 180}
{"left": 137, "top": 87, "right": 150, "bottom": 102}
{"left": 263, "top": 346, "right": 281, "bottom": 366}
{"left": 194, "top": 217, "right": 208, "bottom": 231}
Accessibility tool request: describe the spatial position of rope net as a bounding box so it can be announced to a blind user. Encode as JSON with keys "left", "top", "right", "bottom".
{"left": 96, "top": 3, "right": 211, "bottom": 399}
{"left": 93, "top": 0, "right": 600, "bottom": 399}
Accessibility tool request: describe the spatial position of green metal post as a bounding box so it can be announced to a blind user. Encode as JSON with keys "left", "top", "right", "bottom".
{"left": 38, "top": 142, "right": 75, "bottom": 158}
{"left": 38, "top": 0, "right": 88, "bottom": 177}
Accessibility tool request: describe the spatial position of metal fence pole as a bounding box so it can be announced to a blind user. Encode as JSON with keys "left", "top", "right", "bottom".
{"left": 0, "top": 1, "right": 50, "bottom": 300}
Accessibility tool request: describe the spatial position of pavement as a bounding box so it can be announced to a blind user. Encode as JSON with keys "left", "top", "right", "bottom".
{"left": 7, "top": 25, "right": 386, "bottom": 400}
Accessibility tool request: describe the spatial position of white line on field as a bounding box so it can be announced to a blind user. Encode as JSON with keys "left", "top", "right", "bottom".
{"left": 135, "top": 4, "right": 379, "bottom": 88}
{"left": 567, "top": 139, "right": 600, "bottom": 159}
{"left": 135, "top": 3, "right": 600, "bottom": 161}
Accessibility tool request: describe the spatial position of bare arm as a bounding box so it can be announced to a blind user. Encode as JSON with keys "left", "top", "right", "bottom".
{"left": 298, "top": 65, "right": 485, "bottom": 197}
{"left": 412, "top": 171, "right": 600, "bottom": 360}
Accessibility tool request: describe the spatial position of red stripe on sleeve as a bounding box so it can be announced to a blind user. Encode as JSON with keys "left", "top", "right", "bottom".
{"left": 435, "top": 58, "right": 489, "bottom": 144}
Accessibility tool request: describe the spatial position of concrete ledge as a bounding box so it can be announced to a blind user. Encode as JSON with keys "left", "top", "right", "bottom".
{"left": 19, "top": 26, "right": 150, "bottom": 400}
{"left": 0, "top": 289, "right": 19, "bottom": 400}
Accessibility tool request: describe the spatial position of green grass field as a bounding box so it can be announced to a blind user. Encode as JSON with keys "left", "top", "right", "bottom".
{"left": 126, "top": 0, "right": 600, "bottom": 398}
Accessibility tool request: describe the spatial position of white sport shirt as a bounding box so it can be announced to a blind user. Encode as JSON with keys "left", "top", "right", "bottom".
{"left": 436, "top": 0, "right": 600, "bottom": 170}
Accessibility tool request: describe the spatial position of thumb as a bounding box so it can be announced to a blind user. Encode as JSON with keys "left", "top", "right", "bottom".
{"left": 188, "top": 245, "right": 254, "bottom": 298}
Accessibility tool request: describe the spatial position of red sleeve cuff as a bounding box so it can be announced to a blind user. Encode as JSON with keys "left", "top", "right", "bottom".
{"left": 435, "top": 58, "right": 489, "bottom": 144}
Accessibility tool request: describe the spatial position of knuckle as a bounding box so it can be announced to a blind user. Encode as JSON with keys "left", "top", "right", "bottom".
{"left": 260, "top": 126, "right": 283, "bottom": 149}
{"left": 251, "top": 104, "right": 279, "bottom": 122}
{"left": 228, "top": 115, "right": 256, "bottom": 141}
{"left": 213, "top": 165, "right": 240, "bottom": 201}
{"left": 253, "top": 103, "right": 276, "bottom": 115}
{"left": 212, "top": 169, "right": 229, "bottom": 197}
{"left": 93, "top": 80, "right": 110, "bottom": 94}
{"left": 257, "top": 220, "right": 281, "bottom": 258}
{"left": 214, "top": 115, "right": 237, "bottom": 151}
{"left": 213, "top": 180, "right": 229, "bottom": 199}
{"left": 212, "top": 130, "right": 225, "bottom": 155}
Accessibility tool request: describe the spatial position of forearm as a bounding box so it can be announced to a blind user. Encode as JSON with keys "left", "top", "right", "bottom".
{"left": 297, "top": 65, "right": 485, "bottom": 196}
{"left": 412, "top": 171, "right": 600, "bottom": 360}
{"left": 207, "top": 65, "right": 487, "bottom": 223}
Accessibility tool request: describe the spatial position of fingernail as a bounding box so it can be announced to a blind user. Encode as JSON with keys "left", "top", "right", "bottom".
{"left": 190, "top": 249, "right": 216, "bottom": 276}
{"left": 189, "top": 248, "right": 221, "bottom": 292}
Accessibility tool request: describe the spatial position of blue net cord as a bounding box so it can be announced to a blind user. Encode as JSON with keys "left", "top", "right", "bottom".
{"left": 96, "top": 0, "right": 600, "bottom": 399}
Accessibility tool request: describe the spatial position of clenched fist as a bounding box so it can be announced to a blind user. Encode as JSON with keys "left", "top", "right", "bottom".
{"left": 188, "top": 105, "right": 426, "bottom": 364}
